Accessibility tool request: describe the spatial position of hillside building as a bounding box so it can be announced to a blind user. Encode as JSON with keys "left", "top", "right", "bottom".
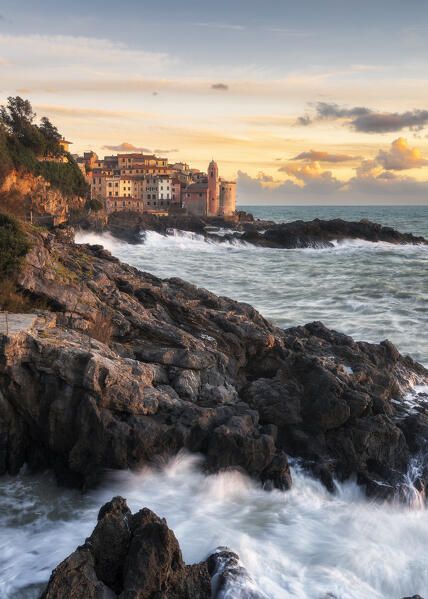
{"left": 81, "top": 149, "right": 236, "bottom": 217}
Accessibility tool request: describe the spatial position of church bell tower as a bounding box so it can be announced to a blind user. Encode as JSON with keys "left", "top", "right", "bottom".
{"left": 207, "top": 160, "right": 219, "bottom": 216}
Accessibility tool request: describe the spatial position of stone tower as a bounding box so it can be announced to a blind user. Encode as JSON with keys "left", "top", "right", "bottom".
{"left": 207, "top": 160, "right": 219, "bottom": 216}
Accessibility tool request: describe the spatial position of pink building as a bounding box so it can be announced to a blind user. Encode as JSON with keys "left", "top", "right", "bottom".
{"left": 171, "top": 178, "right": 182, "bottom": 205}
{"left": 183, "top": 184, "right": 209, "bottom": 216}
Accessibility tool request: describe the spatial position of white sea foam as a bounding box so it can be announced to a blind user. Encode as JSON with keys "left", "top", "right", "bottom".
{"left": 1, "top": 453, "right": 427, "bottom": 598}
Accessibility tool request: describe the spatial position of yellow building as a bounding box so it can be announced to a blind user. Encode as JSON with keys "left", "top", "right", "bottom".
{"left": 59, "top": 139, "right": 72, "bottom": 153}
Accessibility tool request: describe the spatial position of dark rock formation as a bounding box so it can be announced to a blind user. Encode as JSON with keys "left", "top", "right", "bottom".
{"left": 0, "top": 227, "right": 427, "bottom": 498}
{"left": 77, "top": 212, "right": 428, "bottom": 248}
{"left": 238, "top": 218, "right": 428, "bottom": 248}
{"left": 40, "top": 497, "right": 211, "bottom": 599}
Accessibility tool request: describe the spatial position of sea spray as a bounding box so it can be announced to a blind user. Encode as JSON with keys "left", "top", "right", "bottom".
{"left": 1, "top": 453, "right": 428, "bottom": 598}
{"left": 75, "top": 227, "right": 428, "bottom": 367}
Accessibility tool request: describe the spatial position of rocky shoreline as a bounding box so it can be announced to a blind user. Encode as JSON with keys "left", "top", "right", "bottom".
{"left": 1, "top": 225, "right": 427, "bottom": 498}
{"left": 76, "top": 211, "right": 428, "bottom": 248}
{"left": 1, "top": 222, "right": 427, "bottom": 598}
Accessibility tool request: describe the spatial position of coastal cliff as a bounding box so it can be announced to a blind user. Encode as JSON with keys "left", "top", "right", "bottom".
{"left": 0, "top": 169, "right": 86, "bottom": 224}
{"left": 0, "top": 225, "right": 427, "bottom": 499}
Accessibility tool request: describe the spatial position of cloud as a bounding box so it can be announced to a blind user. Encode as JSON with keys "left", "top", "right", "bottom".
{"left": 211, "top": 83, "right": 229, "bottom": 91}
{"left": 297, "top": 115, "right": 312, "bottom": 126}
{"left": 373, "top": 137, "right": 428, "bottom": 170}
{"left": 298, "top": 102, "right": 428, "bottom": 133}
{"left": 264, "top": 27, "right": 312, "bottom": 37}
{"left": 315, "top": 102, "right": 371, "bottom": 120}
{"left": 352, "top": 110, "right": 428, "bottom": 133}
{"left": 102, "top": 142, "right": 151, "bottom": 153}
{"left": 153, "top": 148, "right": 179, "bottom": 154}
{"left": 237, "top": 165, "right": 428, "bottom": 205}
{"left": 291, "top": 150, "right": 359, "bottom": 163}
{"left": 278, "top": 161, "right": 342, "bottom": 192}
{"left": 257, "top": 172, "right": 275, "bottom": 183}
{"left": 35, "top": 105, "right": 156, "bottom": 120}
{"left": 237, "top": 137, "right": 428, "bottom": 205}
{"left": 0, "top": 58, "right": 11, "bottom": 67}
{"left": 190, "top": 22, "right": 245, "bottom": 31}
{"left": 0, "top": 33, "right": 176, "bottom": 75}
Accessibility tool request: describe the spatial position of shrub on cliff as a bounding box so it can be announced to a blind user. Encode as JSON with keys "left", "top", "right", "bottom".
{"left": 88, "top": 198, "right": 104, "bottom": 212}
{"left": 0, "top": 212, "right": 31, "bottom": 279}
{"left": 0, "top": 212, "right": 50, "bottom": 311}
{"left": 38, "top": 156, "right": 89, "bottom": 198}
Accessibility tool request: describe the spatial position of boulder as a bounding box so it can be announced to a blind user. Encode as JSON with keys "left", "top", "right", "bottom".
{"left": 40, "top": 497, "right": 211, "bottom": 599}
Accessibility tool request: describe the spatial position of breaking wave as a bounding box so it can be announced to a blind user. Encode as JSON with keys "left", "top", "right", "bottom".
{"left": 1, "top": 453, "right": 427, "bottom": 598}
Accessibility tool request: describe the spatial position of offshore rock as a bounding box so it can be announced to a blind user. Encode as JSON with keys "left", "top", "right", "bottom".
{"left": 0, "top": 227, "right": 427, "bottom": 497}
{"left": 238, "top": 218, "right": 428, "bottom": 248}
{"left": 39, "top": 497, "right": 211, "bottom": 599}
{"left": 78, "top": 212, "right": 428, "bottom": 248}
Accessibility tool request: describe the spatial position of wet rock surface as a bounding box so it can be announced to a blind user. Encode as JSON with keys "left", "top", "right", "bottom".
{"left": 78, "top": 212, "right": 428, "bottom": 248}
{"left": 0, "top": 227, "right": 427, "bottom": 497}
{"left": 39, "top": 497, "right": 211, "bottom": 599}
{"left": 208, "top": 548, "right": 268, "bottom": 599}
{"left": 237, "top": 217, "right": 428, "bottom": 248}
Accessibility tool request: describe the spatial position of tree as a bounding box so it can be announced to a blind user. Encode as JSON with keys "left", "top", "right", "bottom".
{"left": 0, "top": 96, "right": 46, "bottom": 154}
{"left": 39, "top": 117, "right": 61, "bottom": 142}
{"left": 39, "top": 116, "right": 62, "bottom": 156}
{"left": 0, "top": 96, "right": 36, "bottom": 140}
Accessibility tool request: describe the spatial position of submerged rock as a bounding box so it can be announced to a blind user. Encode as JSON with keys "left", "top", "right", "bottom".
{"left": 208, "top": 548, "right": 269, "bottom": 599}
{"left": 0, "top": 227, "right": 427, "bottom": 498}
{"left": 40, "top": 497, "right": 211, "bottom": 599}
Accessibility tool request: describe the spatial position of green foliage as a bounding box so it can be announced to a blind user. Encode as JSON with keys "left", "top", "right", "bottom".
{"left": 88, "top": 198, "right": 104, "bottom": 212}
{"left": 0, "top": 122, "right": 13, "bottom": 182}
{"left": 5, "top": 135, "right": 39, "bottom": 172}
{"left": 0, "top": 96, "right": 36, "bottom": 141}
{"left": 0, "top": 212, "right": 31, "bottom": 279}
{"left": 38, "top": 155, "right": 89, "bottom": 197}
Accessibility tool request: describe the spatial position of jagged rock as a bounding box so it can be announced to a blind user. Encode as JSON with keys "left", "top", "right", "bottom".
{"left": 208, "top": 548, "right": 269, "bottom": 599}
{"left": 240, "top": 218, "right": 428, "bottom": 248}
{"left": 40, "top": 497, "right": 211, "bottom": 599}
{"left": 0, "top": 227, "right": 427, "bottom": 497}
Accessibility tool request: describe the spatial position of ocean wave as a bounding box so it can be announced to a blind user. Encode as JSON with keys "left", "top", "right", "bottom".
{"left": 1, "top": 452, "right": 427, "bottom": 598}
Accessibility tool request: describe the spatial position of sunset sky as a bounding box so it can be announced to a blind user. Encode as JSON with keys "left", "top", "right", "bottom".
{"left": 1, "top": 0, "right": 428, "bottom": 204}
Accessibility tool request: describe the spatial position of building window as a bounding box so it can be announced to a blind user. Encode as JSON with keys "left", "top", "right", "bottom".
{"left": 115, "top": 192, "right": 118, "bottom": 196}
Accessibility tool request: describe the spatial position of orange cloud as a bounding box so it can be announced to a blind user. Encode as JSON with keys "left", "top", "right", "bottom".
{"left": 374, "top": 137, "right": 428, "bottom": 170}
{"left": 291, "top": 149, "right": 361, "bottom": 163}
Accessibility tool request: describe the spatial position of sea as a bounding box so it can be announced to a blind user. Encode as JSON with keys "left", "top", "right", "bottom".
{"left": 1, "top": 205, "right": 427, "bottom": 598}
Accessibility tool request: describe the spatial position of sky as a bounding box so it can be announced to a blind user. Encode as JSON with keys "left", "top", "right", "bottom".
{"left": 0, "top": 0, "right": 428, "bottom": 204}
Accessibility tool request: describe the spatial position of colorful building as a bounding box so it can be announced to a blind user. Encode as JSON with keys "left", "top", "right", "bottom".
{"left": 81, "top": 148, "right": 235, "bottom": 217}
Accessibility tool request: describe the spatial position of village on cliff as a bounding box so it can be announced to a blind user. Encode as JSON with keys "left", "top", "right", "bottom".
{"left": 64, "top": 140, "right": 236, "bottom": 218}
